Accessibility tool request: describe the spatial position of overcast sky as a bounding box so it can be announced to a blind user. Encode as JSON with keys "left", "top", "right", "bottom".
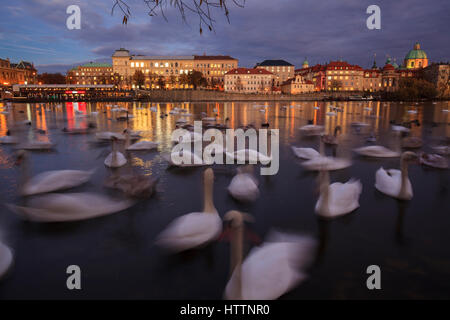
{"left": 1, "top": 0, "right": 449, "bottom": 73}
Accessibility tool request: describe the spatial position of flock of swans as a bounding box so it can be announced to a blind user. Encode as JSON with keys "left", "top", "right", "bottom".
{"left": 0, "top": 100, "right": 449, "bottom": 299}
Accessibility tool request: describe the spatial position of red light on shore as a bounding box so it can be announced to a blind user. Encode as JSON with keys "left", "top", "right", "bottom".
{"left": 65, "top": 90, "right": 86, "bottom": 94}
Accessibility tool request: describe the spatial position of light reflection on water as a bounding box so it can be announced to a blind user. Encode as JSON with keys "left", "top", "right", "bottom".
{"left": 0, "top": 100, "right": 449, "bottom": 299}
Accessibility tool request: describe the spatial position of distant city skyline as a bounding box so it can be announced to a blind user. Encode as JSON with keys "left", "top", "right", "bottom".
{"left": 1, "top": 0, "right": 449, "bottom": 74}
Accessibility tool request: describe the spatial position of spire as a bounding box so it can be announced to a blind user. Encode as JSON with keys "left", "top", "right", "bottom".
{"left": 372, "top": 53, "right": 377, "bottom": 69}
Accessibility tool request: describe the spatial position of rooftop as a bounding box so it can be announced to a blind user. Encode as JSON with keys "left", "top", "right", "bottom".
{"left": 256, "top": 59, "right": 294, "bottom": 67}
{"left": 130, "top": 55, "right": 195, "bottom": 60}
{"left": 194, "top": 55, "right": 237, "bottom": 60}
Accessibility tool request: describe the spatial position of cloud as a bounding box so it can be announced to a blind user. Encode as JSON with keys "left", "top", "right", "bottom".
{"left": 3, "top": 0, "right": 449, "bottom": 73}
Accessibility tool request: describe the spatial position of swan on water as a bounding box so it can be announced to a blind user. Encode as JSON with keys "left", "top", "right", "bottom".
{"left": 124, "top": 129, "right": 159, "bottom": 151}
{"left": 0, "top": 241, "right": 13, "bottom": 280}
{"left": 291, "top": 146, "right": 320, "bottom": 160}
{"left": 315, "top": 170, "right": 362, "bottom": 218}
{"left": 302, "top": 156, "right": 352, "bottom": 171}
{"left": 104, "top": 137, "right": 127, "bottom": 168}
{"left": 419, "top": 152, "right": 448, "bottom": 169}
{"left": 15, "top": 150, "right": 94, "bottom": 196}
{"left": 7, "top": 193, "right": 135, "bottom": 222}
{"left": 354, "top": 145, "right": 400, "bottom": 158}
{"left": 224, "top": 211, "right": 316, "bottom": 300}
{"left": 322, "top": 126, "right": 341, "bottom": 145}
{"left": 162, "top": 149, "right": 206, "bottom": 167}
{"left": 156, "top": 168, "right": 222, "bottom": 252}
{"left": 104, "top": 173, "right": 159, "bottom": 198}
{"left": 375, "top": 151, "right": 418, "bottom": 200}
{"left": 298, "top": 124, "right": 324, "bottom": 136}
{"left": 228, "top": 166, "right": 260, "bottom": 202}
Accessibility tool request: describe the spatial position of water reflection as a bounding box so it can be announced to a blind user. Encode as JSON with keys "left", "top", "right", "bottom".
{"left": 0, "top": 100, "right": 449, "bottom": 299}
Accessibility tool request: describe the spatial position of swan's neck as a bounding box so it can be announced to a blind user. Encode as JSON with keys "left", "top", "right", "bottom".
{"left": 319, "top": 170, "right": 330, "bottom": 215}
{"left": 229, "top": 222, "right": 244, "bottom": 300}
{"left": 203, "top": 175, "right": 217, "bottom": 214}
{"left": 334, "top": 127, "right": 340, "bottom": 137}
{"left": 125, "top": 132, "right": 131, "bottom": 149}
{"left": 111, "top": 140, "right": 117, "bottom": 165}
{"left": 19, "top": 155, "right": 30, "bottom": 190}
{"left": 399, "top": 159, "right": 409, "bottom": 198}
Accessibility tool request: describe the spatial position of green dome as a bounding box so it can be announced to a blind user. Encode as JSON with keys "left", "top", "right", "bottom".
{"left": 302, "top": 58, "right": 309, "bottom": 67}
{"left": 405, "top": 42, "right": 428, "bottom": 60}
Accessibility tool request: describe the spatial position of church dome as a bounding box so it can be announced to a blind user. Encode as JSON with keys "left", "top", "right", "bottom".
{"left": 302, "top": 58, "right": 309, "bottom": 68}
{"left": 405, "top": 42, "right": 428, "bottom": 60}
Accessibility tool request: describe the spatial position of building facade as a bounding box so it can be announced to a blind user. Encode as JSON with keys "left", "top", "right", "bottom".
{"left": 224, "top": 68, "right": 274, "bottom": 93}
{"left": 111, "top": 48, "right": 238, "bottom": 89}
{"left": 422, "top": 63, "right": 450, "bottom": 98}
{"left": 255, "top": 60, "right": 294, "bottom": 87}
{"left": 281, "top": 75, "right": 315, "bottom": 94}
{"left": 1, "top": 58, "right": 37, "bottom": 86}
{"left": 67, "top": 62, "right": 116, "bottom": 85}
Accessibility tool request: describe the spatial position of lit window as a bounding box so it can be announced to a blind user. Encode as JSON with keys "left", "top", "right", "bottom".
{"left": 131, "top": 62, "right": 135, "bottom": 67}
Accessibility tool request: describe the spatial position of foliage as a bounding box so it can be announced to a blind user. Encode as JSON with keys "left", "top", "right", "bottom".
{"left": 394, "top": 78, "right": 437, "bottom": 100}
{"left": 187, "top": 71, "right": 207, "bottom": 89}
{"left": 133, "top": 70, "right": 146, "bottom": 88}
{"left": 112, "top": 0, "right": 246, "bottom": 33}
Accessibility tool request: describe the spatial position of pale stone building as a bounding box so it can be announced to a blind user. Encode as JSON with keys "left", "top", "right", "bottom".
{"left": 255, "top": 60, "right": 294, "bottom": 87}
{"left": 111, "top": 48, "right": 238, "bottom": 89}
{"left": 1, "top": 58, "right": 37, "bottom": 86}
{"left": 281, "top": 75, "right": 315, "bottom": 94}
{"left": 224, "top": 68, "right": 274, "bottom": 93}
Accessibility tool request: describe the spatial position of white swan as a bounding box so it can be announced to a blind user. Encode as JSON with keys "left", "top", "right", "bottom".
{"left": 124, "top": 130, "right": 159, "bottom": 151}
{"left": 375, "top": 151, "right": 418, "bottom": 200}
{"left": 354, "top": 145, "right": 400, "bottom": 158}
{"left": 291, "top": 146, "right": 320, "bottom": 160}
{"left": 104, "top": 137, "right": 127, "bottom": 168}
{"left": 0, "top": 241, "right": 13, "bottom": 279}
{"left": 302, "top": 156, "right": 351, "bottom": 171}
{"left": 162, "top": 149, "right": 206, "bottom": 167}
{"left": 315, "top": 170, "right": 362, "bottom": 218}
{"left": 224, "top": 212, "right": 316, "bottom": 300}
{"left": 7, "top": 193, "right": 134, "bottom": 222}
{"left": 156, "top": 168, "right": 222, "bottom": 252}
{"left": 228, "top": 166, "right": 260, "bottom": 202}
{"left": 15, "top": 150, "right": 94, "bottom": 196}
{"left": 96, "top": 131, "right": 125, "bottom": 141}
{"left": 226, "top": 149, "right": 272, "bottom": 163}
{"left": 298, "top": 124, "right": 324, "bottom": 136}
{"left": 432, "top": 145, "right": 450, "bottom": 156}
{"left": 20, "top": 141, "right": 54, "bottom": 150}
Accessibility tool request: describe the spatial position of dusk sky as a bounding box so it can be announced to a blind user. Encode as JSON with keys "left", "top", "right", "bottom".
{"left": 1, "top": 0, "right": 449, "bottom": 73}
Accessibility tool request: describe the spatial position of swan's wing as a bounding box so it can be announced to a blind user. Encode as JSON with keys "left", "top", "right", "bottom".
{"left": 0, "top": 242, "right": 13, "bottom": 279}
{"left": 234, "top": 239, "right": 315, "bottom": 300}
{"left": 291, "top": 147, "right": 319, "bottom": 160}
{"left": 8, "top": 193, "right": 134, "bottom": 222}
{"left": 23, "top": 170, "right": 93, "bottom": 195}
{"left": 328, "top": 180, "right": 362, "bottom": 215}
{"left": 375, "top": 168, "right": 401, "bottom": 197}
{"left": 228, "top": 174, "right": 260, "bottom": 202}
{"left": 156, "top": 212, "right": 222, "bottom": 251}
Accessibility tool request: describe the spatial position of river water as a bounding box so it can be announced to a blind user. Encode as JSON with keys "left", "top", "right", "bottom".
{"left": 0, "top": 100, "right": 449, "bottom": 299}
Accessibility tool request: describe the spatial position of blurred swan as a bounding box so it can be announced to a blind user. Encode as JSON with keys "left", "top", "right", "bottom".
{"left": 391, "top": 125, "right": 410, "bottom": 133}
{"left": 226, "top": 149, "right": 272, "bottom": 163}
{"left": 354, "top": 145, "right": 400, "bottom": 158}
{"left": 7, "top": 193, "right": 134, "bottom": 222}
{"left": 315, "top": 170, "right": 362, "bottom": 218}
{"left": 224, "top": 211, "right": 316, "bottom": 300}
{"left": 0, "top": 130, "right": 18, "bottom": 144}
{"left": 302, "top": 156, "right": 351, "bottom": 171}
{"left": 228, "top": 166, "right": 260, "bottom": 202}
{"left": 15, "top": 150, "right": 94, "bottom": 196}
{"left": 432, "top": 145, "right": 450, "bottom": 156}
{"left": 104, "top": 137, "right": 127, "bottom": 168}
{"left": 19, "top": 140, "right": 54, "bottom": 151}
{"left": 124, "top": 129, "right": 159, "bottom": 151}
{"left": 402, "top": 136, "right": 423, "bottom": 149}
{"left": 96, "top": 131, "right": 125, "bottom": 141}
{"left": 162, "top": 149, "right": 205, "bottom": 167}
{"left": 322, "top": 126, "right": 341, "bottom": 145}
{"left": 291, "top": 146, "right": 320, "bottom": 160}
{"left": 156, "top": 168, "right": 222, "bottom": 252}
{"left": 375, "top": 151, "right": 418, "bottom": 200}
{"left": 104, "top": 173, "right": 158, "bottom": 198}
{"left": 419, "top": 152, "right": 448, "bottom": 169}
{"left": 299, "top": 124, "right": 324, "bottom": 136}
{"left": 0, "top": 241, "right": 13, "bottom": 279}
{"left": 172, "top": 131, "right": 202, "bottom": 143}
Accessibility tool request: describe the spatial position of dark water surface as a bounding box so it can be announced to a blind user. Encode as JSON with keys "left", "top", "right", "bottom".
{"left": 0, "top": 100, "right": 449, "bottom": 299}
